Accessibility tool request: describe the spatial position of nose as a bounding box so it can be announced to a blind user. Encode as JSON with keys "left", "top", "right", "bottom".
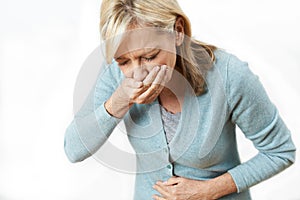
{"left": 132, "top": 61, "right": 148, "bottom": 81}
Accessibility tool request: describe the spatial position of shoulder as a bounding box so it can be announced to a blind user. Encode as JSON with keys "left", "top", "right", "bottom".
{"left": 206, "top": 49, "right": 264, "bottom": 109}
{"left": 213, "top": 49, "right": 249, "bottom": 77}
{"left": 211, "top": 49, "right": 255, "bottom": 90}
{"left": 212, "top": 49, "right": 273, "bottom": 115}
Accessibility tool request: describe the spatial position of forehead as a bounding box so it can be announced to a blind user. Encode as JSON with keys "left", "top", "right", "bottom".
{"left": 114, "top": 28, "right": 175, "bottom": 58}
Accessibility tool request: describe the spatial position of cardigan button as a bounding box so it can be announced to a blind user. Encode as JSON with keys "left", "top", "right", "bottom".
{"left": 167, "top": 164, "right": 172, "bottom": 169}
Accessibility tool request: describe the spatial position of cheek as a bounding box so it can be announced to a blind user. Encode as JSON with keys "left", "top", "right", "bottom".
{"left": 160, "top": 52, "right": 176, "bottom": 68}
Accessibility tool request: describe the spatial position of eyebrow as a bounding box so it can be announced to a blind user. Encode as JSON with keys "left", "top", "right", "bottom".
{"left": 115, "top": 47, "right": 159, "bottom": 61}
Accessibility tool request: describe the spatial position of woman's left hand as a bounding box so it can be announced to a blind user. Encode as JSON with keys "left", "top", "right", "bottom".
{"left": 152, "top": 176, "right": 214, "bottom": 200}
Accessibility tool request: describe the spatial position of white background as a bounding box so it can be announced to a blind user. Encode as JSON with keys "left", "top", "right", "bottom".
{"left": 0, "top": 0, "right": 299, "bottom": 199}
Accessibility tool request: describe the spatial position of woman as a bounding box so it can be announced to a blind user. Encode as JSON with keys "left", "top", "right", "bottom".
{"left": 64, "top": 0, "right": 296, "bottom": 199}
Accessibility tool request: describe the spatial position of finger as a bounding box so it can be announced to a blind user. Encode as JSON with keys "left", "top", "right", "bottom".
{"left": 152, "top": 65, "right": 167, "bottom": 86}
{"left": 143, "top": 66, "right": 160, "bottom": 86}
{"left": 117, "top": 83, "right": 143, "bottom": 101}
{"left": 135, "top": 65, "right": 168, "bottom": 103}
{"left": 152, "top": 194, "right": 166, "bottom": 200}
{"left": 130, "top": 87, "right": 149, "bottom": 100}
{"left": 160, "top": 65, "right": 172, "bottom": 87}
{"left": 140, "top": 66, "right": 166, "bottom": 99}
{"left": 136, "top": 83, "right": 161, "bottom": 102}
{"left": 163, "top": 176, "right": 181, "bottom": 186}
{"left": 163, "top": 65, "right": 173, "bottom": 83}
{"left": 124, "top": 78, "right": 143, "bottom": 89}
{"left": 137, "top": 65, "right": 167, "bottom": 101}
{"left": 153, "top": 184, "right": 170, "bottom": 198}
{"left": 143, "top": 84, "right": 164, "bottom": 103}
{"left": 156, "top": 180, "right": 164, "bottom": 184}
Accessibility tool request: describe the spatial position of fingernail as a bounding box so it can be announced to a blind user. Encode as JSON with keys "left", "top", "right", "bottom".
{"left": 154, "top": 66, "right": 160, "bottom": 71}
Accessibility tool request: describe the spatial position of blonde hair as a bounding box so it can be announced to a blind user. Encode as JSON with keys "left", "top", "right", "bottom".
{"left": 100, "top": 0, "right": 217, "bottom": 95}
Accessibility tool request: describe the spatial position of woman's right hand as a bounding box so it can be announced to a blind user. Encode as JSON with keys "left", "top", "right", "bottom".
{"left": 105, "top": 65, "right": 168, "bottom": 118}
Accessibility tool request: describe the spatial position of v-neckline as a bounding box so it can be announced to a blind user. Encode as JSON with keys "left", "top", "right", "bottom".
{"left": 155, "top": 87, "right": 202, "bottom": 162}
{"left": 154, "top": 92, "right": 186, "bottom": 148}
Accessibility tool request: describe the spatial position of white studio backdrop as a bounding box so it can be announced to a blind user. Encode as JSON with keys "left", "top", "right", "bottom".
{"left": 0, "top": 0, "right": 299, "bottom": 199}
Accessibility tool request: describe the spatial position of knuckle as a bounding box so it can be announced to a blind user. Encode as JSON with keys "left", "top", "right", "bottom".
{"left": 142, "top": 84, "right": 151, "bottom": 91}
{"left": 151, "top": 84, "right": 159, "bottom": 90}
{"left": 129, "top": 94, "right": 136, "bottom": 100}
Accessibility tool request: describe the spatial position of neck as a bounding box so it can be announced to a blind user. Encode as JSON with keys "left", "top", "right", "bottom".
{"left": 159, "top": 87, "right": 183, "bottom": 114}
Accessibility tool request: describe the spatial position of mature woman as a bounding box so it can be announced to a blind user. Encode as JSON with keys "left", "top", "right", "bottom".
{"left": 64, "top": 0, "right": 296, "bottom": 199}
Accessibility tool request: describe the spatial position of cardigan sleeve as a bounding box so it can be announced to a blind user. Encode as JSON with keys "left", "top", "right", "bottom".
{"left": 225, "top": 54, "right": 296, "bottom": 192}
{"left": 64, "top": 62, "right": 122, "bottom": 163}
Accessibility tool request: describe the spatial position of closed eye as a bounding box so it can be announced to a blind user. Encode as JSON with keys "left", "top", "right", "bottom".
{"left": 116, "top": 49, "right": 160, "bottom": 66}
{"left": 143, "top": 56, "right": 156, "bottom": 62}
{"left": 118, "top": 60, "right": 129, "bottom": 66}
{"left": 142, "top": 50, "right": 160, "bottom": 62}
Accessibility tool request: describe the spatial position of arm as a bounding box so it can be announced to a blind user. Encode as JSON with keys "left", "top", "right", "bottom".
{"left": 225, "top": 54, "right": 296, "bottom": 192}
{"left": 64, "top": 62, "right": 122, "bottom": 163}
{"left": 208, "top": 172, "right": 237, "bottom": 199}
{"left": 64, "top": 63, "right": 167, "bottom": 163}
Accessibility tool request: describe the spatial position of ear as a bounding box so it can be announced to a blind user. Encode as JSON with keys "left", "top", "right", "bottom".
{"left": 174, "top": 17, "right": 185, "bottom": 46}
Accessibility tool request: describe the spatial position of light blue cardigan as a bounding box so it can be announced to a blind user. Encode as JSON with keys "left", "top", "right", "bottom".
{"left": 64, "top": 50, "right": 296, "bottom": 199}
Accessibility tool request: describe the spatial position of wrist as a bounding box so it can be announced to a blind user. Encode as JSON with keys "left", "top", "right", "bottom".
{"left": 206, "top": 179, "right": 219, "bottom": 200}
{"left": 192, "top": 179, "right": 217, "bottom": 200}
{"left": 206, "top": 173, "right": 237, "bottom": 199}
{"left": 104, "top": 93, "right": 133, "bottom": 119}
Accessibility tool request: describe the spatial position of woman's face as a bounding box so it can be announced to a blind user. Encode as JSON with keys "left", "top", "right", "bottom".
{"left": 114, "top": 28, "right": 177, "bottom": 80}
